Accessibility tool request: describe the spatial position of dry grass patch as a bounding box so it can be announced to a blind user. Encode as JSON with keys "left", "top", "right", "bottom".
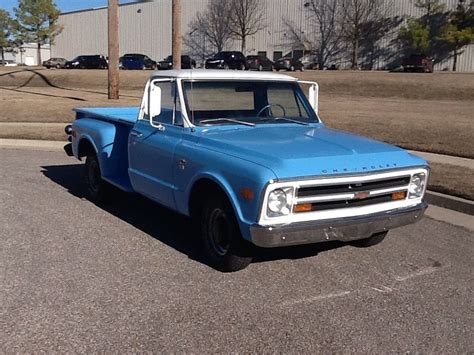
{"left": 428, "top": 162, "right": 474, "bottom": 201}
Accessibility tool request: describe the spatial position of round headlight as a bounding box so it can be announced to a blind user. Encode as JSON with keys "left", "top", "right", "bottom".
{"left": 268, "top": 189, "right": 287, "bottom": 213}
{"left": 408, "top": 174, "right": 424, "bottom": 197}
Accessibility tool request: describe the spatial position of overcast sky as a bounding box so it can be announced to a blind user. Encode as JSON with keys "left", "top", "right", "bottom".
{"left": 2, "top": 0, "right": 137, "bottom": 15}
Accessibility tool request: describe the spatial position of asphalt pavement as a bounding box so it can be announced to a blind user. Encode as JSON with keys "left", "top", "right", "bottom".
{"left": 1, "top": 149, "right": 473, "bottom": 352}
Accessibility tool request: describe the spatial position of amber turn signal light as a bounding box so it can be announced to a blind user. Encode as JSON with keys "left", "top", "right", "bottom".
{"left": 240, "top": 188, "right": 254, "bottom": 200}
{"left": 293, "top": 203, "right": 312, "bottom": 213}
{"left": 391, "top": 191, "right": 407, "bottom": 201}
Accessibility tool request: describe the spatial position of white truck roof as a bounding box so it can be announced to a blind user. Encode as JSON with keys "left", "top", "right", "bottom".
{"left": 151, "top": 69, "right": 298, "bottom": 82}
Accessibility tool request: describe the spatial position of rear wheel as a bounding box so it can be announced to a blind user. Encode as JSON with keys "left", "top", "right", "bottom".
{"left": 84, "top": 154, "right": 113, "bottom": 203}
{"left": 199, "top": 195, "right": 253, "bottom": 272}
{"left": 290, "top": 65, "right": 295, "bottom": 71}
{"left": 350, "top": 231, "right": 388, "bottom": 248}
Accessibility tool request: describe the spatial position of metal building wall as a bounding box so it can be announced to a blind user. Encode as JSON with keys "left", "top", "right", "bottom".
{"left": 52, "top": 0, "right": 473, "bottom": 72}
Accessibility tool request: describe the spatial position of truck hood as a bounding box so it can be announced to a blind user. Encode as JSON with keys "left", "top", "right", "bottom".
{"left": 197, "top": 125, "right": 427, "bottom": 179}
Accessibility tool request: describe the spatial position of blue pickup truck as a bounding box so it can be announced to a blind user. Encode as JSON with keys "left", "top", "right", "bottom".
{"left": 65, "top": 70, "right": 429, "bottom": 271}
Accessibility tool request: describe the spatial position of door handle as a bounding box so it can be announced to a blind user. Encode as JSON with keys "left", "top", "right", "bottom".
{"left": 130, "top": 130, "right": 143, "bottom": 138}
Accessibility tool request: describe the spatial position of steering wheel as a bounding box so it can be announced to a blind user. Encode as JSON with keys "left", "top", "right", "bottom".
{"left": 256, "top": 103, "right": 287, "bottom": 118}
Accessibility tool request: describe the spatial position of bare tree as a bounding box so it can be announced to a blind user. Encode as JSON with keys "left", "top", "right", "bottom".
{"left": 306, "top": 0, "right": 344, "bottom": 68}
{"left": 340, "top": 0, "right": 384, "bottom": 69}
{"left": 184, "top": 0, "right": 233, "bottom": 62}
{"left": 229, "top": 0, "right": 266, "bottom": 53}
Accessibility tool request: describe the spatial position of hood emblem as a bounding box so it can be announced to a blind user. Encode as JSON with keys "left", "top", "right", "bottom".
{"left": 354, "top": 191, "right": 370, "bottom": 200}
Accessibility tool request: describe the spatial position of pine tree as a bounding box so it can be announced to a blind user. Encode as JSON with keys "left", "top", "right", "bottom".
{"left": 14, "top": 0, "right": 62, "bottom": 65}
{"left": 438, "top": 0, "right": 474, "bottom": 71}
{"left": 0, "top": 9, "right": 14, "bottom": 61}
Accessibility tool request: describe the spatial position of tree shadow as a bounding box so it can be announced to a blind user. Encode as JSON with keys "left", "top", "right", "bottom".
{"left": 0, "top": 68, "right": 142, "bottom": 99}
{"left": 41, "top": 163, "right": 345, "bottom": 269}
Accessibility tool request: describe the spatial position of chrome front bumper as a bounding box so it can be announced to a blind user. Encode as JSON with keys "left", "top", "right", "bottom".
{"left": 250, "top": 203, "right": 427, "bottom": 248}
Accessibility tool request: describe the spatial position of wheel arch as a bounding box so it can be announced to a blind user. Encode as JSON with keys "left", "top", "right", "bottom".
{"left": 188, "top": 177, "right": 238, "bottom": 221}
{"left": 77, "top": 136, "right": 98, "bottom": 158}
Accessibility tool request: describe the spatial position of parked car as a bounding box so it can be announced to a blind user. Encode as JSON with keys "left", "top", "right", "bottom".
{"left": 205, "top": 51, "right": 246, "bottom": 70}
{"left": 65, "top": 55, "right": 108, "bottom": 69}
{"left": 42, "top": 57, "right": 67, "bottom": 69}
{"left": 274, "top": 57, "right": 304, "bottom": 71}
{"left": 64, "top": 70, "right": 429, "bottom": 272}
{"left": 245, "top": 55, "right": 273, "bottom": 71}
{"left": 120, "top": 53, "right": 157, "bottom": 70}
{"left": 0, "top": 59, "right": 18, "bottom": 66}
{"left": 158, "top": 55, "right": 196, "bottom": 70}
{"left": 401, "top": 54, "right": 434, "bottom": 73}
{"left": 300, "top": 54, "right": 318, "bottom": 70}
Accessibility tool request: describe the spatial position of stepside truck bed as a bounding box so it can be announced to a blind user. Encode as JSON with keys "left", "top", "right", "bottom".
{"left": 73, "top": 107, "right": 140, "bottom": 192}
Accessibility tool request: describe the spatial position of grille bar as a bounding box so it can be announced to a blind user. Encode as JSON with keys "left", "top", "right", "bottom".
{"left": 297, "top": 176, "right": 411, "bottom": 197}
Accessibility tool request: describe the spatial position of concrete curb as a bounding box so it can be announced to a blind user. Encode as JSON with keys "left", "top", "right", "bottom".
{"left": 426, "top": 191, "right": 474, "bottom": 216}
{"left": 0, "top": 139, "right": 65, "bottom": 152}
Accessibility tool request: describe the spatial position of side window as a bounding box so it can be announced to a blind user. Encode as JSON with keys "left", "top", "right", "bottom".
{"left": 149, "top": 81, "right": 183, "bottom": 126}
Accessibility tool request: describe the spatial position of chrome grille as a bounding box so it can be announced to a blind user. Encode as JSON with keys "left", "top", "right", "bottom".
{"left": 294, "top": 175, "right": 411, "bottom": 212}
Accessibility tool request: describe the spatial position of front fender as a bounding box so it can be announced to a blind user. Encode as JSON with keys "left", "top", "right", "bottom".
{"left": 173, "top": 146, "right": 277, "bottom": 241}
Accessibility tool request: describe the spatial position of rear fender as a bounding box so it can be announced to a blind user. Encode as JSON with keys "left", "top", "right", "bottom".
{"left": 72, "top": 118, "right": 128, "bottom": 180}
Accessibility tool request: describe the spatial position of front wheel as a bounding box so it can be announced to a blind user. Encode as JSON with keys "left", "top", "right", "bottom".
{"left": 200, "top": 195, "right": 253, "bottom": 272}
{"left": 350, "top": 231, "right": 388, "bottom": 248}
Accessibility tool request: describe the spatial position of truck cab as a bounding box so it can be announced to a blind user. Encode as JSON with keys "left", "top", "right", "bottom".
{"left": 66, "top": 70, "right": 429, "bottom": 272}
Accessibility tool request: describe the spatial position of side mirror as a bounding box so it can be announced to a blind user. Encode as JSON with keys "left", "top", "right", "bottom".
{"left": 149, "top": 84, "right": 162, "bottom": 119}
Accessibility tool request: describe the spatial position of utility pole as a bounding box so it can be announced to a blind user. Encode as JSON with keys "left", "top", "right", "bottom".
{"left": 172, "top": 0, "right": 182, "bottom": 70}
{"left": 108, "top": 0, "right": 119, "bottom": 99}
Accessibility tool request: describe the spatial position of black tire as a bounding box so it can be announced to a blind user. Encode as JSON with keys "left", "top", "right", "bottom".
{"left": 300, "top": 65, "right": 305, "bottom": 72}
{"left": 224, "top": 63, "right": 230, "bottom": 70}
{"left": 275, "top": 68, "right": 280, "bottom": 71}
{"left": 350, "top": 231, "right": 388, "bottom": 248}
{"left": 56, "top": 64, "right": 61, "bottom": 69}
{"left": 290, "top": 65, "right": 295, "bottom": 71}
{"left": 239, "top": 63, "right": 246, "bottom": 70}
{"left": 84, "top": 154, "right": 113, "bottom": 203}
{"left": 258, "top": 64, "right": 263, "bottom": 71}
{"left": 199, "top": 195, "right": 253, "bottom": 272}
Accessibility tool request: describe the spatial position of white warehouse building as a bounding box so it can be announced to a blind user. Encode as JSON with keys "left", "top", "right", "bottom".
{"left": 51, "top": 0, "right": 474, "bottom": 72}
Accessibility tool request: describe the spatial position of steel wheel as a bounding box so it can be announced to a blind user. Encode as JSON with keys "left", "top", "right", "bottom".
{"left": 199, "top": 195, "right": 253, "bottom": 272}
{"left": 87, "top": 158, "right": 101, "bottom": 196}
{"left": 208, "top": 208, "right": 231, "bottom": 256}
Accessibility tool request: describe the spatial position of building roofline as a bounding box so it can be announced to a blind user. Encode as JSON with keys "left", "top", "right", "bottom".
{"left": 60, "top": 1, "right": 143, "bottom": 16}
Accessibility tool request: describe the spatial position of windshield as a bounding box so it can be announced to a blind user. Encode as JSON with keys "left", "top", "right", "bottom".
{"left": 182, "top": 81, "right": 318, "bottom": 126}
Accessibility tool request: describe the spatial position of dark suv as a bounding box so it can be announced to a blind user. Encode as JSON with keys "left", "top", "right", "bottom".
{"left": 120, "top": 53, "right": 157, "bottom": 70}
{"left": 205, "top": 51, "right": 246, "bottom": 70}
{"left": 43, "top": 57, "right": 67, "bottom": 69}
{"left": 65, "top": 55, "right": 108, "bottom": 69}
{"left": 158, "top": 55, "right": 196, "bottom": 70}
{"left": 401, "top": 54, "right": 434, "bottom": 73}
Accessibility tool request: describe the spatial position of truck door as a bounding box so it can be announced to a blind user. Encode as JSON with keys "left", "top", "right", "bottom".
{"left": 128, "top": 79, "right": 183, "bottom": 209}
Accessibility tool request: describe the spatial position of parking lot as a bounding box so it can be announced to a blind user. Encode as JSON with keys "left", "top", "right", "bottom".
{"left": 1, "top": 148, "right": 472, "bottom": 352}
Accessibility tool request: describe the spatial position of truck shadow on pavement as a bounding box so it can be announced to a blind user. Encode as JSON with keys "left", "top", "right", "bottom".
{"left": 42, "top": 163, "right": 344, "bottom": 269}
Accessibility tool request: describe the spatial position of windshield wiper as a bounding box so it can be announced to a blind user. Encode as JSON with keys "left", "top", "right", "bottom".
{"left": 200, "top": 118, "right": 256, "bottom": 127}
{"left": 259, "top": 117, "right": 308, "bottom": 125}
